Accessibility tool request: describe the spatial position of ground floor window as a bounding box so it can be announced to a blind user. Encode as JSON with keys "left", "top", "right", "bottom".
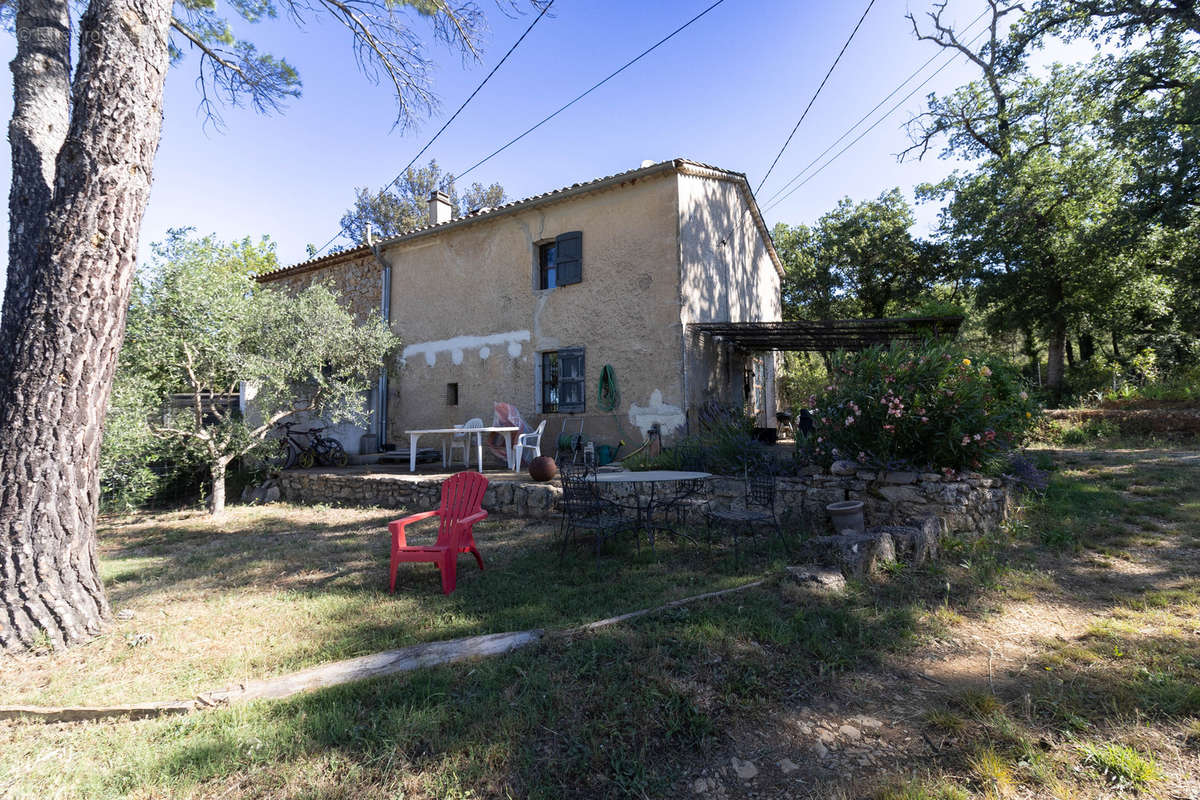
{"left": 540, "top": 348, "right": 585, "bottom": 413}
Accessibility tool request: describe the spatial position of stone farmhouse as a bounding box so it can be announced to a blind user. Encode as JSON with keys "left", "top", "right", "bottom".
{"left": 256, "top": 158, "right": 784, "bottom": 457}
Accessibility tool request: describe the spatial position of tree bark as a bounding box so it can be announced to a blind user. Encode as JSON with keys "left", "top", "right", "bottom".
{"left": 0, "top": 0, "right": 71, "bottom": 381}
{"left": 1079, "top": 333, "right": 1095, "bottom": 363}
{"left": 1046, "top": 318, "right": 1067, "bottom": 406}
{"left": 1065, "top": 337, "right": 1076, "bottom": 368}
{"left": 208, "top": 458, "right": 229, "bottom": 515}
{"left": 0, "top": 0, "right": 174, "bottom": 650}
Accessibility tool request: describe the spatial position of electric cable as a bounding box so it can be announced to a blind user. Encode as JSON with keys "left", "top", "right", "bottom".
{"left": 760, "top": 7, "right": 989, "bottom": 207}
{"left": 451, "top": 0, "right": 731, "bottom": 184}
{"left": 762, "top": 24, "right": 990, "bottom": 215}
{"left": 310, "top": 1, "right": 555, "bottom": 256}
{"left": 754, "top": 0, "right": 877, "bottom": 195}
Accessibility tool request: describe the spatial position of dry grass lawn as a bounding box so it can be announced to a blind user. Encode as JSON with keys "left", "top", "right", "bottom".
{"left": 2, "top": 443, "right": 1198, "bottom": 799}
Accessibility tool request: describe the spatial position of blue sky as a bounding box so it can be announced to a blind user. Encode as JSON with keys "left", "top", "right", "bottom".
{"left": 0, "top": 0, "right": 1094, "bottom": 282}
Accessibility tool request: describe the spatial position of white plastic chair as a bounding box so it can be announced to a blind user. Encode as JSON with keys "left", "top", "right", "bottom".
{"left": 513, "top": 419, "right": 546, "bottom": 469}
{"left": 445, "top": 418, "right": 484, "bottom": 468}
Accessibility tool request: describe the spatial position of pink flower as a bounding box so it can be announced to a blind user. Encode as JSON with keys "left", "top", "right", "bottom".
{"left": 845, "top": 416, "right": 855, "bottom": 426}
{"left": 921, "top": 416, "right": 929, "bottom": 423}
{"left": 883, "top": 424, "right": 895, "bottom": 432}
{"left": 979, "top": 365, "right": 992, "bottom": 377}
{"left": 1019, "top": 391, "right": 1029, "bottom": 401}
{"left": 973, "top": 433, "right": 981, "bottom": 441}
{"left": 962, "top": 435, "right": 970, "bottom": 445}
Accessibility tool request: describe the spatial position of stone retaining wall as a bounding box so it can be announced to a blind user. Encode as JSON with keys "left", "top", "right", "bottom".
{"left": 277, "top": 460, "right": 1015, "bottom": 537}
{"left": 276, "top": 470, "right": 563, "bottom": 519}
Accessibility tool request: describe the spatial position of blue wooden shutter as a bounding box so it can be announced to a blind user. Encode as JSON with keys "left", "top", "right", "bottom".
{"left": 558, "top": 348, "right": 585, "bottom": 412}
{"left": 555, "top": 231, "right": 582, "bottom": 286}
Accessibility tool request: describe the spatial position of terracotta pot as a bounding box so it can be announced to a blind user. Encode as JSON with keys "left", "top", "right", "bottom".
{"left": 528, "top": 455, "right": 558, "bottom": 482}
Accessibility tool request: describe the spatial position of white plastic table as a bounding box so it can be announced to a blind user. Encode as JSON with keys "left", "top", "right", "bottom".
{"left": 404, "top": 427, "right": 519, "bottom": 472}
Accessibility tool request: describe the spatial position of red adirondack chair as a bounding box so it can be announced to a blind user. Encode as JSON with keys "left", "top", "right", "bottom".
{"left": 388, "top": 471, "right": 489, "bottom": 595}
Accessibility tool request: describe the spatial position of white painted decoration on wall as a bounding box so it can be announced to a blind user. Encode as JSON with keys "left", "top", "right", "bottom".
{"left": 401, "top": 330, "right": 531, "bottom": 367}
{"left": 628, "top": 389, "right": 686, "bottom": 436}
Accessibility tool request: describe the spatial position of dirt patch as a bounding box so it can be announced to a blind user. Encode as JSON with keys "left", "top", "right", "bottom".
{"left": 671, "top": 446, "right": 1200, "bottom": 799}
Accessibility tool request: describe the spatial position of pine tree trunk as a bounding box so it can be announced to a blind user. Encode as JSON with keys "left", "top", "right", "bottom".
{"left": 0, "top": 0, "right": 174, "bottom": 650}
{"left": 0, "top": 0, "right": 71, "bottom": 380}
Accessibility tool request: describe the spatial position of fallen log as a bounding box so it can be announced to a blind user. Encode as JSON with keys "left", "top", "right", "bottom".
{"left": 1, "top": 578, "right": 772, "bottom": 722}
{"left": 198, "top": 629, "right": 544, "bottom": 705}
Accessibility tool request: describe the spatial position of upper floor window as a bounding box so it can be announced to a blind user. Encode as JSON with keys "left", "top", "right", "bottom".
{"left": 537, "top": 231, "right": 582, "bottom": 290}
{"left": 538, "top": 241, "right": 557, "bottom": 289}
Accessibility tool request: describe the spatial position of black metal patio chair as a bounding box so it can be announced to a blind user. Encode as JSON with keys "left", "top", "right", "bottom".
{"left": 558, "top": 463, "right": 627, "bottom": 560}
{"left": 703, "top": 463, "right": 790, "bottom": 565}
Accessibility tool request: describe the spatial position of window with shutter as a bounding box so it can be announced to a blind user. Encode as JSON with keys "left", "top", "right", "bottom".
{"left": 557, "top": 348, "right": 585, "bottom": 412}
{"left": 537, "top": 241, "right": 557, "bottom": 290}
{"left": 538, "top": 348, "right": 585, "bottom": 413}
{"left": 554, "top": 231, "right": 582, "bottom": 286}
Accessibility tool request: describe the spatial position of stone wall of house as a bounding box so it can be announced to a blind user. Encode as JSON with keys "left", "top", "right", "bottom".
{"left": 276, "top": 461, "right": 1014, "bottom": 537}
{"left": 264, "top": 256, "right": 383, "bottom": 323}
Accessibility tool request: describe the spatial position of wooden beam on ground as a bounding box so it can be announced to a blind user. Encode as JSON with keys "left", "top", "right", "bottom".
{"left": 197, "top": 629, "right": 545, "bottom": 704}
{"left": 1, "top": 579, "right": 774, "bottom": 723}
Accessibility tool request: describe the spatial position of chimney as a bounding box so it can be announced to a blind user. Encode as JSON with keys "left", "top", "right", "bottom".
{"left": 427, "top": 191, "right": 453, "bottom": 226}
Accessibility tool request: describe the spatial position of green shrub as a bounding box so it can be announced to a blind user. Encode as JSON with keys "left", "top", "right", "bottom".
{"left": 1060, "top": 418, "right": 1120, "bottom": 444}
{"left": 629, "top": 401, "right": 770, "bottom": 475}
{"left": 804, "top": 342, "right": 1040, "bottom": 471}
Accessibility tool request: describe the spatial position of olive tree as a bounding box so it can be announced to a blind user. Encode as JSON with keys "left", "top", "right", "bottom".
{"left": 118, "top": 230, "right": 398, "bottom": 516}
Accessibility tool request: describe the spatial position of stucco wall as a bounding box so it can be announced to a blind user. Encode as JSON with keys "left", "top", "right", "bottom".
{"left": 381, "top": 172, "right": 686, "bottom": 452}
{"left": 677, "top": 173, "right": 782, "bottom": 428}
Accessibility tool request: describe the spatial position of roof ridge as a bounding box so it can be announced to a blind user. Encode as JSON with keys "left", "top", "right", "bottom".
{"left": 257, "top": 158, "right": 764, "bottom": 281}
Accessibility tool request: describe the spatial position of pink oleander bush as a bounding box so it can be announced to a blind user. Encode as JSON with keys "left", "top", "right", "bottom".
{"left": 804, "top": 342, "right": 1041, "bottom": 471}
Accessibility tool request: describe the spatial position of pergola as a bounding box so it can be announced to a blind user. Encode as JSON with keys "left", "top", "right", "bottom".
{"left": 688, "top": 316, "right": 964, "bottom": 353}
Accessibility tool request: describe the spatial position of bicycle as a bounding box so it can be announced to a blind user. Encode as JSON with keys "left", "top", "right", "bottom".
{"left": 268, "top": 422, "right": 349, "bottom": 469}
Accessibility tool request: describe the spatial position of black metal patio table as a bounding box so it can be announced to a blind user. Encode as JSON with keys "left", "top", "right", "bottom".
{"left": 592, "top": 470, "right": 711, "bottom": 547}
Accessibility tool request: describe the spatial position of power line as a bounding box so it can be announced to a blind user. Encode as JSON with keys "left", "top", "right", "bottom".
{"left": 762, "top": 25, "right": 990, "bottom": 216}
{"left": 761, "top": 7, "right": 989, "bottom": 207}
{"left": 754, "top": 0, "right": 876, "bottom": 196}
{"left": 311, "top": 1, "right": 555, "bottom": 256}
{"left": 451, "top": 0, "right": 731, "bottom": 184}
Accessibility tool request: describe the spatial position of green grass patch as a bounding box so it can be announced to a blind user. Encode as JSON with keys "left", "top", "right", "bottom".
{"left": 1078, "top": 743, "right": 1162, "bottom": 788}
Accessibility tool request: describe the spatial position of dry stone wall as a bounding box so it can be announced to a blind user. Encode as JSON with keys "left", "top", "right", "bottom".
{"left": 277, "top": 460, "right": 1014, "bottom": 537}
{"left": 277, "top": 470, "right": 562, "bottom": 519}
{"left": 263, "top": 256, "right": 383, "bottom": 323}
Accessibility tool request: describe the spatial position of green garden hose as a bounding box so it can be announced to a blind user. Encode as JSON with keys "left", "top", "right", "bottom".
{"left": 597, "top": 364, "right": 620, "bottom": 412}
